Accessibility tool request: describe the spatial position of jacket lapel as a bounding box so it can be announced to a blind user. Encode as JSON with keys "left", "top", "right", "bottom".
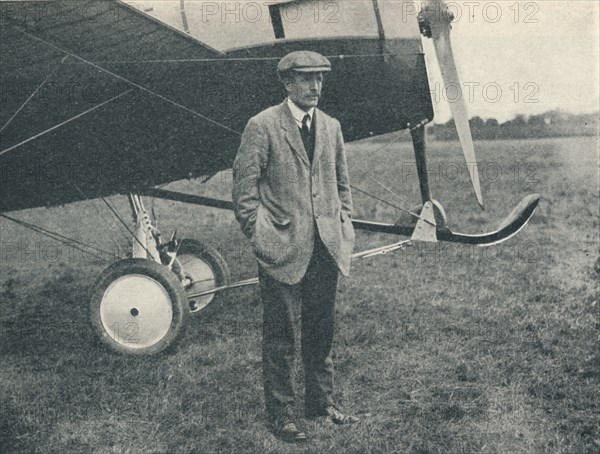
{"left": 279, "top": 102, "right": 310, "bottom": 166}
{"left": 312, "top": 109, "right": 328, "bottom": 166}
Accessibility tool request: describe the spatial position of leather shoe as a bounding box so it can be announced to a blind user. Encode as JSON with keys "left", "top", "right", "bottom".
{"left": 272, "top": 419, "right": 307, "bottom": 442}
{"left": 307, "top": 405, "right": 359, "bottom": 425}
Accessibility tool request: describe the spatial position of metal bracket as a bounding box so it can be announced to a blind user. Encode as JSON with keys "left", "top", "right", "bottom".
{"left": 130, "top": 194, "right": 161, "bottom": 263}
{"left": 411, "top": 201, "right": 438, "bottom": 242}
{"left": 352, "top": 240, "right": 412, "bottom": 259}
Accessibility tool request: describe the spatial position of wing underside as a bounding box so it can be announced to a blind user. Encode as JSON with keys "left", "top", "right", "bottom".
{"left": 0, "top": 0, "right": 432, "bottom": 212}
{"left": 1, "top": 0, "right": 244, "bottom": 212}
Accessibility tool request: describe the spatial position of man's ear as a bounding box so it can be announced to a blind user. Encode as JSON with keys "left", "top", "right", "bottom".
{"left": 280, "top": 71, "right": 299, "bottom": 90}
{"left": 281, "top": 76, "right": 293, "bottom": 93}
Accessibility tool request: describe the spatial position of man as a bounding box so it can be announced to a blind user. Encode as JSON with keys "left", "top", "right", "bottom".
{"left": 232, "top": 51, "right": 357, "bottom": 442}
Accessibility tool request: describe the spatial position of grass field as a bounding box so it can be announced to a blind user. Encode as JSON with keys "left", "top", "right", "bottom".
{"left": 0, "top": 136, "right": 598, "bottom": 453}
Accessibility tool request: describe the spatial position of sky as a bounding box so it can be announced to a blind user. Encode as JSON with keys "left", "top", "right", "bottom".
{"left": 421, "top": 0, "right": 600, "bottom": 123}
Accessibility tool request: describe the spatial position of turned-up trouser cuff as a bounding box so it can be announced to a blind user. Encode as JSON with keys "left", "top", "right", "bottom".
{"left": 259, "top": 235, "right": 338, "bottom": 422}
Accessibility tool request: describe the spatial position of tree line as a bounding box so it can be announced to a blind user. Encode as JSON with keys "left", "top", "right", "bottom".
{"left": 429, "top": 110, "right": 599, "bottom": 141}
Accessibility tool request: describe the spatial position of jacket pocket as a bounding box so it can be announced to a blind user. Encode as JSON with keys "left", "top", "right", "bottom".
{"left": 252, "top": 205, "right": 292, "bottom": 265}
{"left": 263, "top": 205, "right": 291, "bottom": 229}
{"left": 270, "top": 213, "right": 291, "bottom": 228}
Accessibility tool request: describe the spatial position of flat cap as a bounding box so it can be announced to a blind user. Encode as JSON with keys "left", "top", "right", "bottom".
{"left": 277, "top": 51, "right": 331, "bottom": 73}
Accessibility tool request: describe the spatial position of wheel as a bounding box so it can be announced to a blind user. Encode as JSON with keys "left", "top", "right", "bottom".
{"left": 175, "top": 239, "right": 230, "bottom": 313}
{"left": 90, "top": 258, "right": 189, "bottom": 355}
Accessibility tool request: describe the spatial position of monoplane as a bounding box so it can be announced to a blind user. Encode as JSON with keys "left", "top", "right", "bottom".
{"left": 0, "top": 0, "right": 540, "bottom": 354}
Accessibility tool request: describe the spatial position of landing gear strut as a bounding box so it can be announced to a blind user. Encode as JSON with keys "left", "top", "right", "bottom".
{"left": 89, "top": 194, "right": 229, "bottom": 355}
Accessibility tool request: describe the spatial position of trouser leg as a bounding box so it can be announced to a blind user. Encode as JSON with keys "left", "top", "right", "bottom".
{"left": 301, "top": 236, "right": 339, "bottom": 415}
{"left": 259, "top": 267, "right": 299, "bottom": 422}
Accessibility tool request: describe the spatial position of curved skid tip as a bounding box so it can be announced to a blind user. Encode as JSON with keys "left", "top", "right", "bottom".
{"left": 496, "top": 194, "right": 540, "bottom": 232}
{"left": 352, "top": 194, "right": 540, "bottom": 247}
{"left": 435, "top": 193, "right": 540, "bottom": 246}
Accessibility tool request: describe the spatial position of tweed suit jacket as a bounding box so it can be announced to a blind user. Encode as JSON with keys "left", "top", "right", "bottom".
{"left": 232, "top": 101, "right": 354, "bottom": 285}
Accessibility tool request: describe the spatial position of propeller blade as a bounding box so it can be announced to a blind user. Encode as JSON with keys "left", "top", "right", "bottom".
{"left": 425, "top": 0, "right": 484, "bottom": 209}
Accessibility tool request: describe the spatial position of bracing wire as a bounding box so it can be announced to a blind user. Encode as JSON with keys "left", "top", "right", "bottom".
{"left": 71, "top": 53, "right": 389, "bottom": 65}
{"left": 0, "top": 213, "right": 116, "bottom": 262}
{"left": 349, "top": 119, "right": 434, "bottom": 225}
{"left": 0, "top": 56, "right": 68, "bottom": 134}
{"left": 70, "top": 183, "right": 130, "bottom": 249}
{"left": 99, "top": 195, "right": 154, "bottom": 259}
{"left": 0, "top": 90, "right": 133, "bottom": 157}
{"left": 14, "top": 27, "right": 241, "bottom": 136}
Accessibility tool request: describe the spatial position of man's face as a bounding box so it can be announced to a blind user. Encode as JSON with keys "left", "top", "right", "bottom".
{"left": 284, "top": 71, "right": 324, "bottom": 110}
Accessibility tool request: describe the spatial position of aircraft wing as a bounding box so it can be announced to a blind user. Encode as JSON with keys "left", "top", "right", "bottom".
{"left": 0, "top": 0, "right": 247, "bottom": 212}
{"left": 1, "top": 0, "right": 433, "bottom": 213}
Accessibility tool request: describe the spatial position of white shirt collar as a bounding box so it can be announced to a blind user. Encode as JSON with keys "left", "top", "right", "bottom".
{"left": 287, "top": 98, "right": 314, "bottom": 129}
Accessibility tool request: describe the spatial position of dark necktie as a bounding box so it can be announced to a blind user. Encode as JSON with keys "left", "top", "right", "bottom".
{"left": 301, "top": 114, "right": 310, "bottom": 145}
{"left": 300, "top": 114, "right": 311, "bottom": 161}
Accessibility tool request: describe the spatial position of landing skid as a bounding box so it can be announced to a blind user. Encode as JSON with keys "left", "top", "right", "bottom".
{"left": 353, "top": 194, "right": 540, "bottom": 246}
{"left": 141, "top": 187, "right": 540, "bottom": 246}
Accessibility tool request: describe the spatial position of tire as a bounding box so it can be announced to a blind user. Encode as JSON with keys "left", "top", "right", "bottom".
{"left": 175, "top": 239, "right": 230, "bottom": 314}
{"left": 90, "top": 258, "right": 189, "bottom": 355}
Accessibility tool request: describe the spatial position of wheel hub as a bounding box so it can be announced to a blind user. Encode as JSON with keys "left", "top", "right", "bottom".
{"left": 99, "top": 274, "right": 173, "bottom": 349}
